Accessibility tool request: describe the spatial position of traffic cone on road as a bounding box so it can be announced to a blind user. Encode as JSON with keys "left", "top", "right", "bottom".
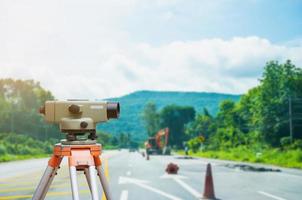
{"left": 202, "top": 163, "right": 216, "bottom": 199}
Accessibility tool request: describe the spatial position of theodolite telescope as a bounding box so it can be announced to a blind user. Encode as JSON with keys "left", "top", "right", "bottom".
{"left": 39, "top": 100, "right": 120, "bottom": 142}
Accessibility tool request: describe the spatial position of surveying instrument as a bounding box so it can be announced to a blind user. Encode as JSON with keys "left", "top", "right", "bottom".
{"left": 32, "top": 100, "right": 120, "bottom": 200}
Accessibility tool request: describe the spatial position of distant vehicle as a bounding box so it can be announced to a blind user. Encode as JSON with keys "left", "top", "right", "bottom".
{"left": 144, "top": 128, "right": 171, "bottom": 155}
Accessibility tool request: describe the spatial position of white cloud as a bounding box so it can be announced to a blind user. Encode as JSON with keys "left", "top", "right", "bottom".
{"left": 124, "top": 36, "right": 301, "bottom": 94}
{"left": 0, "top": 1, "right": 301, "bottom": 99}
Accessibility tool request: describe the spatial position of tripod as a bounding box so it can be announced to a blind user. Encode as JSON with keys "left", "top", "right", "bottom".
{"left": 32, "top": 143, "right": 112, "bottom": 200}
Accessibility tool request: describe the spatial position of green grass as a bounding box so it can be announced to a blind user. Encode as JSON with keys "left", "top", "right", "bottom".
{"left": 0, "top": 147, "right": 119, "bottom": 163}
{"left": 178, "top": 147, "right": 302, "bottom": 169}
{"left": 0, "top": 154, "right": 49, "bottom": 162}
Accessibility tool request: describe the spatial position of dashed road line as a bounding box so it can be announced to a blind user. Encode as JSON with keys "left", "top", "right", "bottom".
{"left": 126, "top": 171, "right": 132, "bottom": 176}
{"left": 120, "top": 190, "right": 128, "bottom": 200}
{"left": 119, "top": 176, "right": 182, "bottom": 200}
{"left": 258, "top": 191, "right": 287, "bottom": 200}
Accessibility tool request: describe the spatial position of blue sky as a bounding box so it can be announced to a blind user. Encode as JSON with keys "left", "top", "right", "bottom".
{"left": 125, "top": 0, "right": 302, "bottom": 44}
{"left": 0, "top": 0, "right": 301, "bottom": 99}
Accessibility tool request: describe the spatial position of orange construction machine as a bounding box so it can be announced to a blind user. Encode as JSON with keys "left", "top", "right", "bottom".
{"left": 145, "top": 128, "right": 171, "bottom": 155}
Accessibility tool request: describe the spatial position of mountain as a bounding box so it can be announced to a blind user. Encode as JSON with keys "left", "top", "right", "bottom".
{"left": 97, "top": 90, "right": 240, "bottom": 141}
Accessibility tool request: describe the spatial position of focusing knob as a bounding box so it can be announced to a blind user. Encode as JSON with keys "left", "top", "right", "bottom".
{"left": 80, "top": 121, "right": 88, "bottom": 128}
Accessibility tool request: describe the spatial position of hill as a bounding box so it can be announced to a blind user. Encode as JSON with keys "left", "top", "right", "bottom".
{"left": 97, "top": 90, "right": 240, "bottom": 141}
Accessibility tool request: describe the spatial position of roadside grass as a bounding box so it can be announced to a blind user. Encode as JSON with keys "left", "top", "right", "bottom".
{"left": 0, "top": 145, "right": 119, "bottom": 163}
{"left": 0, "top": 132, "right": 121, "bottom": 163}
{"left": 0, "top": 154, "right": 49, "bottom": 162}
{"left": 178, "top": 147, "right": 302, "bottom": 169}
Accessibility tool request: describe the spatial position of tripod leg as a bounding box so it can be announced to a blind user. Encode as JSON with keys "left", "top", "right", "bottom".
{"left": 32, "top": 156, "right": 62, "bottom": 200}
{"left": 32, "top": 166, "right": 55, "bottom": 200}
{"left": 40, "top": 166, "right": 59, "bottom": 200}
{"left": 84, "top": 168, "right": 92, "bottom": 192}
{"left": 96, "top": 165, "right": 112, "bottom": 200}
{"left": 89, "top": 166, "right": 99, "bottom": 200}
{"left": 69, "top": 166, "right": 80, "bottom": 200}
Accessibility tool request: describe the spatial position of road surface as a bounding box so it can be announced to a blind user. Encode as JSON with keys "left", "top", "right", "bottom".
{"left": 0, "top": 149, "right": 302, "bottom": 200}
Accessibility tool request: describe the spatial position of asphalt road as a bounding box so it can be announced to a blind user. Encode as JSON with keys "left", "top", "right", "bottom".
{"left": 0, "top": 149, "right": 302, "bottom": 200}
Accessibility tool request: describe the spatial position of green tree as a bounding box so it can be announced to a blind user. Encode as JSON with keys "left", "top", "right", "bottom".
{"left": 159, "top": 105, "right": 195, "bottom": 147}
{"left": 0, "top": 79, "right": 59, "bottom": 140}
{"left": 256, "top": 60, "right": 302, "bottom": 146}
{"left": 141, "top": 102, "right": 160, "bottom": 136}
{"left": 111, "top": 136, "right": 119, "bottom": 146}
{"left": 185, "top": 108, "right": 215, "bottom": 139}
{"left": 97, "top": 132, "right": 111, "bottom": 145}
{"left": 184, "top": 60, "right": 302, "bottom": 152}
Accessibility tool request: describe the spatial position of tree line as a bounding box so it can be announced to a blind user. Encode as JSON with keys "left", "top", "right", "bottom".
{"left": 142, "top": 60, "right": 302, "bottom": 152}
{"left": 0, "top": 79, "right": 61, "bottom": 140}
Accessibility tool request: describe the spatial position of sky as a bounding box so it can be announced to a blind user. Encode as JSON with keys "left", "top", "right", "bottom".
{"left": 0, "top": 0, "right": 301, "bottom": 99}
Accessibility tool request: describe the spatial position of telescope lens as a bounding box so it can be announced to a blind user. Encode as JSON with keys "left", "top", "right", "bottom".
{"left": 107, "top": 102, "right": 120, "bottom": 119}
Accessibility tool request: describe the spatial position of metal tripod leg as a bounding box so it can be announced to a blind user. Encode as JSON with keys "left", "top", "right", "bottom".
{"left": 96, "top": 165, "right": 112, "bottom": 200}
{"left": 69, "top": 166, "right": 80, "bottom": 200}
{"left": 32, "top": 155, "right": 62, "bottom": 200}
{"left": 89, "top": 166, "right": 99, "bottom": 200}
{"left": 84, "top": 168, "right": 92, "bottom": 192}
{"left": 32, "top": 166, "right": 57, "bottom": 200}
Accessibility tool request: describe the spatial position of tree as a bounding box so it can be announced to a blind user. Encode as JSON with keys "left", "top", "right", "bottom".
{"left": 185, "top": 108, "right": 215, "bottom": 139}
{"left": 97, "top": 132, "right": 111, "bottom": 145}
{"left": 159, "top": 105, "right": 195, "bottom": 147}
{"left": 141, "top": 102, "right": 160, "bottom": 136}
{"left": 184, "top": 60, "right": 302, "bottom": 150}
{"left": 0, "top": 79, "right": 59, "bottom": 140}
{"left": 111, "top": 136, "right": 119, "bottom": 146}
{"left": 257, "top": 60, "right": 302, "bottom": 146}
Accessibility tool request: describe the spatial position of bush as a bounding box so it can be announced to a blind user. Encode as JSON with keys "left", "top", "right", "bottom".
{"left": 17, "top": 146, "right": 33, "bottom": 155}
{"left": 292, "top": 139, "right": 302, "bottom": 149}
{"left": 280, "top": 137, "right": 291, "bottom": 148}
{"left": 0, "top": 144, "right": 7, "bottom": 155}
{"left": 187, "top": 137, "right": 203, "bottom": 153}
{"left": 0, "top": 132, "right": 52, "bottom": 162}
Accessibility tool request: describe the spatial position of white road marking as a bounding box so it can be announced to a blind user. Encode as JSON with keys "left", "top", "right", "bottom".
{"left": 119, "top": 176, "right": 149, "bottom": 184}
{"left": 258, "top": 191, "right": 287, "bottom": 200}
{"left": 160, "top": 173, "right": 200, "bottom": 198}
{"left": 174, "top": 178, "right": 200, "bottom": 198}
{"left": 120, "top": 190, "right": 128, "bottom": 200}
{"left": 119, "top": 176, "right": 182, "bottom": 200}
{"left": 126, "top": 171, "right": 132, "bottom": 176}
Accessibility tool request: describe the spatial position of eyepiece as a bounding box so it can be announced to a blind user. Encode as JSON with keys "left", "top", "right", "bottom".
{"left": 107, "top": 102, "right": 120, "bottom": 119}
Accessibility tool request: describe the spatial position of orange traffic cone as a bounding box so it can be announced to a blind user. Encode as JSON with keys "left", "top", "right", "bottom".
{"left": 202, "top": 163, "right": 216, "bottom": 199}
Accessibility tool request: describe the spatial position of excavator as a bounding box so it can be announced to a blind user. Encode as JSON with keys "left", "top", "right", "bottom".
{"left": 144, "top": 128, "right": 171, "bottom": 155}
